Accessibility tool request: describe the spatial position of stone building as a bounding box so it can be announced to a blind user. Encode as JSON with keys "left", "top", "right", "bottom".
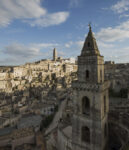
{"left": 53, "top": 48, "right": 57, "bottom": 61}
{"left": 72, "top": 26, "right": 109, "bottom": 150}
{"left": 13, "top": 66, "right": 28, "bottom": 78}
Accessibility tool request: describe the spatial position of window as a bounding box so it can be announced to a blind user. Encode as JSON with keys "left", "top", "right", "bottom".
{"left": 100, "top": 70, "right": 102, "bottom": 82}
{"left": 67, "top": 114, "right": 70, "bottom": 118}
{"left": 104, "top": 96, "right": 106, "bottom": 114}
{"left": 82, "top": 96, "right": 90, "bottom": 115}
{"left": 88, "top": 42, "right": 90, "bottom": 47}
{"left": 62, "top": 64, "right": 66, "bottom": 72}
{"left": 86, "top": 70, "right": 89, "bottom": 79}
{"left": 81, "top": 126, "right": 90, "bottom": 143}
{"left": 104, "top": 123, "right": 107, "bottom": 137}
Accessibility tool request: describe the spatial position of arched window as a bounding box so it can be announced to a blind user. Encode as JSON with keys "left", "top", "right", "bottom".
{"left": 88, "top": 42, "right": 90, "bottom": 47}
{"left": 104, "top": 123, "right": 107, "bottom": 137}
{"left": 82, "top": 96, "right": 90, "bottom": 115}
{"left": 81, "top": 126, "right": 90, "bottom": 143}
{"left": 104, "top": 96, "right": 106, "bottom": 114}
{"left": 86, "top": 70, "right": 89, "bottom": 79}
{"left": 100, "top": 70, "right": 102, "bottom": 82}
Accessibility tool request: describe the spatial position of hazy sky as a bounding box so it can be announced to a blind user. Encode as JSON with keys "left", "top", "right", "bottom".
{"left": 0, "top": 0, "right": 129, "bottom": 65}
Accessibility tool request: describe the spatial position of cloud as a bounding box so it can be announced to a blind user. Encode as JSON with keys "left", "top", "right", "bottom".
{"left": 93, "top": 23, "right": 129, "bottom": 62}
{"left": 31, "top": 43, "right": 59, "bottom": 49}
{"left": 65, "top": 41, "right": 73, "bottom": 48}
{"left": 0, "top": 0, "right": 69, "bottom": 27}
{"left": 69, "top": 0, "right": 81, "bottom": 8}
{"left": 96, "top": 20, "right": 129, "bottom": 42}
{"left": 62, "top": 29, "right": 129, "bottom": 63}
{"left": 67, "top": 33, "right": 129, "bottom": 63}
{"left": 1, "top": 42, "right": 59, "bottom": 65}
{"left": 102, "top": 46, "right": 129, "bottom": 63}
{"left": 64, "top": 40, "right": 84, "bottom": 49}
{"left": 111, "top": 0, "right": 129, "bottom": 14}
{"left": 25, "top": 12, "right": 69, "bottom": 27}
{"left": 0, "top": 0, "right": 46, "bottom": 27}
{"left": 75, "top": 39, "right": 114, "bottom": 52}
{"left": 4, "top": 43, "right": 40, "bottom": 58}
{"left": 76, "top": 41, "right": 84, "bottom": 48}
{"left": 119, "top": 14, "right": 129, "bottom": 18}
{"left": 97, "top": 41, "right": 114, "bottom": 49}
{"left": 58, "top": 51, "right": 65, "bottom": 57}
{"left": 75, "top": 22, "right": 89, "bottom": 31}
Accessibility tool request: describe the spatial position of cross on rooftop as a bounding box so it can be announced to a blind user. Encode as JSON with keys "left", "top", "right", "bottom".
{"left": 88, "top": 22, "right": 92, "bottom": 30}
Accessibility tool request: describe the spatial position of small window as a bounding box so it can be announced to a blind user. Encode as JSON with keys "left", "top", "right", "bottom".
{"left": 86, "top": 70, "right": 89, "bottom": 79}
{"left": 104, "top": 96, "right": 106, "bottom": 114}
{"left": 104, "top": 123, "right": 107, "bottom": 137}
{"left": 81, "top": 126, "right": 90, "bottom": 143}
{"left": 100, "top": 70, "right": 102, "bottom": 82}
{"left": 82, "top": 96, "right": 90, "bottom": 115}
{"left": 88, "top": 42, "right": 90, "bottom": 47}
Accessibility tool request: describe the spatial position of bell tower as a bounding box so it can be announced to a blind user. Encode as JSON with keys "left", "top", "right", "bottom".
{"left": 72, "top": 25, "right": 109, "bottom": 150}
{"left": 53, "top": 48, "right": 57, "bottom": 61}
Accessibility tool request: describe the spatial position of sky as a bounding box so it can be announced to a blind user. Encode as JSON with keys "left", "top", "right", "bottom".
{"left": 0, "top": 0, "right": 129, "bottom": 65}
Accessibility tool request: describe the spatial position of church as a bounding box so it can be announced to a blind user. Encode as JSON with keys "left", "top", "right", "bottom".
{"left": 57, "top": 25, "right": 110, "bottom": 150}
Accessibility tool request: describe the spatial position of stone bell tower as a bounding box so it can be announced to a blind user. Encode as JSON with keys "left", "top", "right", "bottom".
{"left": 53, "top": 48, "right": 57, "bottom": 61}
{"left": 72, "top": 25, "right": 109, "bottom": 150}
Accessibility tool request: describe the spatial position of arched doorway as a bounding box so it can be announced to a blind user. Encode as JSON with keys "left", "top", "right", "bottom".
{"left": 82, "top": 96, "right": 90, "bottom": 115}
{"left": 81, "top": 126, "right": 90, "bottom": 143}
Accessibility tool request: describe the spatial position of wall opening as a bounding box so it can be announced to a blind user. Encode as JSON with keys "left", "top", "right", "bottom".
{"left": 100, "top": 70, "right": 102, "bottom": 82}
{"left": 86, "top": 70, "right": 89, "bottom": 79}
{"left": 88, "top": 42, "right": 90, "bottom": 47}
{"left": 81, "top": 126, "right": 90, "bottom": 143}
{"left": 82, "top": 96, "right": 90, "bottom": 115}
{"left": 104, "top": 123, "right": 107, "bottom": 138}
{"left": 104, "top": 96, "right": 106, "bottom": 114}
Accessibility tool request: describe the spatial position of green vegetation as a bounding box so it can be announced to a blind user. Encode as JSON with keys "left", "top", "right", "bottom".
{"left": 43, "top": 114, "right": 55, "bottom": 128}
{"left": 43, "top": 105, "right": 58, "bottom": 128}
{"left": 54, "top": 105, "right": 58, "bottom": 112}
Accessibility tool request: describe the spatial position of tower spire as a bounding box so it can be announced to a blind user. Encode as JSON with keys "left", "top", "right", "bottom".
{"left": 81, "top": 24, "right": 100, "bottom": 56}
{"left": 88, "top": 22, "right": 92, "bottom": 31}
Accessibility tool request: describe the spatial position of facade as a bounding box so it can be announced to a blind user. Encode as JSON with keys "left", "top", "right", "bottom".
{"left": 58, "top": 126, "right": 72, "bottom": 150}
{"left": 13, "top": 66, "right": 28, "bottom": 78}
{"left": 72, "top": 26, "right": 109, "bottom": 150}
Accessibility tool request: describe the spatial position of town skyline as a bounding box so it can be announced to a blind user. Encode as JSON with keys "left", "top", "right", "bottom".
{"left": 0, "top": 15, "right": 129, "bottom": 150}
